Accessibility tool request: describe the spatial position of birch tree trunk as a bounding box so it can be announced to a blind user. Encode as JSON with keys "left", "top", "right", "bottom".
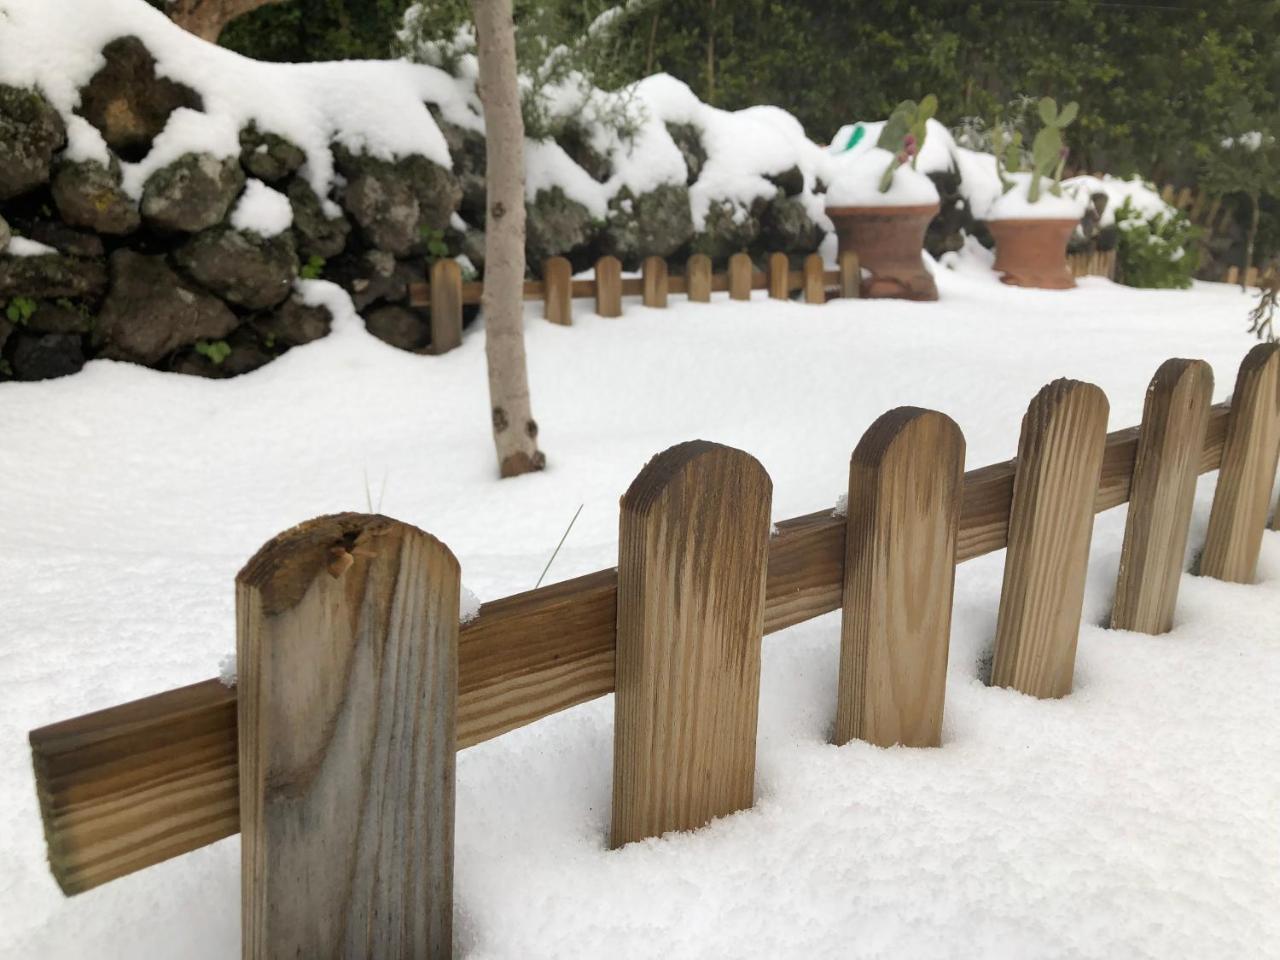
{"left": 473, "top": 0, "right": 546, "bottom": 478}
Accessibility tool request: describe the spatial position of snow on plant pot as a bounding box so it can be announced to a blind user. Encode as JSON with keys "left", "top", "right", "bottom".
{"left": 984, "top": 98, "right": 1088, "bottom": 290}
{"left": 825, "top": 96, "right": 941, "bottom": 301}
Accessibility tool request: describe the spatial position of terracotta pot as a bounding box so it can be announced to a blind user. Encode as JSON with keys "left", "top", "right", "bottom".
{"left": 826, "top": 202, "right": 940, "bottom": 301}
{"left": 987, "top": 218, "right": 1078, "bottom": 289}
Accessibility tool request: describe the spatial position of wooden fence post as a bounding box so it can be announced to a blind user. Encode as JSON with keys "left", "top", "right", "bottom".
{"left": 238, "top": 514, "right": 458, "bottom": 959}
{"left": 768, "top": 252, "right": 790, "bottom": 299}
{"left": 595, "top": 255, "right": 622, "bottom": 318}
{"left": 803, "top": 253, "right": 825, "bottom": 304}
{"left": 990, "top": 380, "right": 1109, "bottom": 698}
{"left": 1110, "top": 359, "right": 1213, "bottom": 633}
{"left": 839, "top": 250, "right": 861, "bottom": 299}
{"left": 686, "top": 253, "right": 712, "bottom": 303}
{"left": 428, "top": 259, "right": 463, "bottom": 355}
{"left": 642, "top": 256, "right": 668, "bottom": 308}
{"left": 611, "top": 441, "right": 771, "bottom": 848}
{"left": 729, "top": 252, "right": 753, "bottom": 301}
{"left": 543, "top": 256, "right": 572, "bottom": 325}
{"left": 1200, "top": 343, "right": 1280, "bottom": 582}
{"left": 835, "top": 408, "right": 964, "bottom": 749}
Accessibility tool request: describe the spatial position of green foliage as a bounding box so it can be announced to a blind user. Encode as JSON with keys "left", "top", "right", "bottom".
{"left": 217, "top": 0, "right": 416, "bottom": 63}
{"left": 5, "top": 296, "right": 36, "bottom": 325}
{"left": 1028, "top": 97, "right": 1077, "bottom": 202}
{"left": 1247, "top": 283, "right": 1278, "bottom": 343}
{"left": 420, "top": 226, "right": 450, "bottom": 262}
{"left": 875, "top": 95, "right": 936, "bottom": 193}
{"left": 1115, "top": 198, "right": 1200, "bottom": 290}
{"left": 299, "top": 254, "right": 326, "bottom": 280}
{"left": 195, "top": 339, "right": 232, "bottom": 365}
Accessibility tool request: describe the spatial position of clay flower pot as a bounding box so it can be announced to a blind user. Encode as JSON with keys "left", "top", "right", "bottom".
{"left": 987, "top": 218, "right": 1078, "bottom": 289}
{"left": 826, "top": 202, "right": 940, "bottom": 301}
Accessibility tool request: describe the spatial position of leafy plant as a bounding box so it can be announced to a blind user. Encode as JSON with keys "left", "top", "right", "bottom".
{"left": 195, "top": 339, "right": 232, "bottom": 365}
{"left": 1114, "top": 198, "right": 1199, "bottom": 289}
{"left": 420, "top": 226, "right": 450, "bottom": 262}
{"left": 299, "top": 254, "right": 326, "bottom": 280}
{"left": 1247, "top": 281, "right": 1278, "bottom": 343}
{"left": 5, "top": 296, "right": 36, "bottom": 325}
{"left": 875, "top": 95, "right": 937, "bottom": 193}
{"left": 1198, "top": 113, "right": 1280, "bottom": 290}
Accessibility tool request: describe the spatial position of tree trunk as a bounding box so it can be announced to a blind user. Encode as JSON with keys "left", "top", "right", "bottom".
{"left": 1244, "top": 191, "right": 1260, "bottom": 293}
{"left": 168, "top": 0, "right": 288, "bottom": 42}
{"left": 472, "top": 0, "right": 546, "bottom": 478}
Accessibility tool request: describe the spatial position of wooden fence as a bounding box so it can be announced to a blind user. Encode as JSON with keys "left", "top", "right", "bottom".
{"left": 407, "top": 251, "right": 862, "bottom": 353}
{"left": 26, "top": 343, "right": 1280, "bottom": 958}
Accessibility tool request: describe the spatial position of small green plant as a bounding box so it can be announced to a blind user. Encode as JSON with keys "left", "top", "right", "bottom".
{"left": 420, "top": 226, "right": 450, "bottom": 262}
{"left": 875, "top": 95, "right": 937, "bottom": 193}
{"left": 1115, "top": 198, "right": 1200, "bottom": 289}
{"left": 299, "top": 254, "right": 325, "bottom": 280}
{"left": 1028, "top": 97, "right": 1078, "bottom": 202}
{"left": 195, "top": 339, "right": 232, "bottom": 365}
{"left": 5, "top": 296, "right": 36, "bottom": 325}
{"left": 1247, "top": 281, "right": 1278, "bottom": 343}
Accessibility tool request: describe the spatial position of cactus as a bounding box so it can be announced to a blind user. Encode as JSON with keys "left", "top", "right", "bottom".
{"left": 991, "top": 123, "right": 1024, "bottom": 193}
{"left": 875, "top": 94, "right": 938, "bottom": 193}
{"left": 1027, "top": 97, "right": 1078, "bottom": 202}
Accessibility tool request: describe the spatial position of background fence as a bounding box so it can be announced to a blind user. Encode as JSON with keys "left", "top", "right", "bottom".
{"left": 27, "top": 343, "right": 1280, "bottom": 958}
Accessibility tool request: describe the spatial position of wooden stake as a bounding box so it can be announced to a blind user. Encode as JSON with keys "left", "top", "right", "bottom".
{"left": 238, "top": 514, "right": 457, "bottom": 959}
{"left": 611, "top": 441, "right": 771, "bottom": 848}
{"left": 835, "top": 408, "right": 964, "bottom": 748}
{"left": 1201, "top": 343, "right": 1280, "bottom": 582}
{"left": 803, "top": 253, "right": 826, "bottom": 304}
{"left": 1111, "top": 359, "right": 1213, "bottom": 633}
{"left": 768, "top": 252, "right": 789, "bottom": 299}
{"left": 642, "top": 256, "right": 668, "bottom": 308}
{"left": 728, "top": 252, "right": 753, "bottom": 301}
{"left": 595, "top": 255, "right": 622, "bottom": 318}
{"left": 428, "top": 259, "right": 463, "bottom": 355}
{"left": 543, "top": 256, "right": 572, "bottom": 325}
{"left": 839, "top": 250, "right": 860, "bottom": 299}
{"left": 991, "top": 380, "right": 1109, "bottom": 698}
{"left": 686, "top": 253, "right": 712, "bottom": 302}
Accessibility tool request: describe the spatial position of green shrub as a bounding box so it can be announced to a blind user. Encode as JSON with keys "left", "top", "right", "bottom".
{"left": 1115, "top": 198, "right": 1199, "bottom": 289}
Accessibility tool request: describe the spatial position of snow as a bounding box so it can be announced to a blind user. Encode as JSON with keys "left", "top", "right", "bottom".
{"left": 828, "top": 117, "right": 957, "bottom": 176}
{"left": 824, "top": 147, "right": 940, "bottom": 208}
{"left": 1064, "top": 174, "right": 1174, "bottom": 228}
{"left": 2, "top": 262, "right": 1278, "bottom": 958}
{"left": 217, "top": 652, "right": 236, "bottom": 688}
{"left": 4, "top": 236, "right": 58, "bottom": 257}
{"left": 986, "top": 171, "right": 1088, "bottom": 222}
{"left": 228, "top": 179, "right": 293, "bottom": 237}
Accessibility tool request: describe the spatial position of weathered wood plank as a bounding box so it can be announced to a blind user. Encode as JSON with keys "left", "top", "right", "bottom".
{"left": 835, "top": 409, "right": 964, "bottom": 748}
{"left": 768, "top": 252, "right": 790, "bottom": 299}
{"left": 803, "top": 253, "right": 825, "bottom": 304}
{"left": 839, "top": 250, "right": 861, "bottom": 299}
{"left": 1111, "top": 359, "right": 1213, "bottom": 633}
{"left": 642, "top": 256, "right": 668, "bottom": 308}
{"left": 594, "top": 256, "right": 622, "bottom": 318}
{"left": 543, "top": 256, "right": 572, "bottom": 326}
{"left": 238, "top": 514, "right": 456, "bottom": 959}
{"left": 686, "top": 254, "right": 712, "bottom": 302}
{"left": 729, "top": 252, "right": 753, "bottom": 301}
{"left": 428, "top": 259, "right": 464, "bottom": 355}
{"left": 991, "top": 380, "right": 1110, "bottom": 698}
{"left": 611, "top": 442, "right": 771, "bottom": 847}
{"left": 26, "top": 404, "right": 1233, "bottom": 893}
{"left": 1201, "top": 343, "right": 1280, "bottom": 581}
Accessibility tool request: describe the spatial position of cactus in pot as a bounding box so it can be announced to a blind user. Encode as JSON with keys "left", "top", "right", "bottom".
{"left": 876, "top": 95, "right": 938, "bottom": 192}
{"left": 1027, "top": 97, "right": 1078, "bottom": 202}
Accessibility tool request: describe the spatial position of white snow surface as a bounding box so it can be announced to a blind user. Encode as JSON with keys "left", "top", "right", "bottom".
{"left": 4, "top": 236, "right": 58, "bottom": 257}
{"left": 986, "top": 171, "right": 1089, "bottom": 222}
{"left": 824, "top": 147, "right": 941, "bottom": 208}
{"left": 229, "top": 179, "right": 293, "bottom": 237}
{"left": 3, "top": 259, "right": 1279, "bottom": 960}
{"left": 1064, "top": 174, "right": 1174, "bottom": 227}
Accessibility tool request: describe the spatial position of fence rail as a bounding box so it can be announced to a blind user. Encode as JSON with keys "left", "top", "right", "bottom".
{"left": 26, "top": 344, "right": 1280, "bottom": 958}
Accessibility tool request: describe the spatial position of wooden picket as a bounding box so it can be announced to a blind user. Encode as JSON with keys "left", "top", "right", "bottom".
{"left": 543, "top": 256, "right": 572, "bottom": 326}
{"left": 427, "top": 259, "right": 463, "bottom": 355}
{"left": 595, "top": 255, "right": 622, "bottom": 318}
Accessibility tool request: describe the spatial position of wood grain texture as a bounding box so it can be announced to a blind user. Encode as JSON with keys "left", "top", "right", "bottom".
{"left": 991, "top": 380, "right": 1110, "bottom": 698}
{"left": 768, "top": 252, "right": 790, "bottom": 299}
{"left": 642, "top": 256, "right": 668, "bottom": 308}
{"left": 543, "top": 256, "right": 572, "bottom": 326}
{"left": 839, "top": 250, "right": 861, "bottom": 299}
{"left": 803, "top": 253, "right": 826, "bottom": 304}
{"left": 611, "top": 441, "right": 771, "bottom": 847}
{"left": 428, "top": 259, "right": 463, "bottom": 355}
{"left": 1111, "top": 359, "right": 1213, "bottom": 633}
{"left": 238, "top": 514, "right": 457, "bottom": 959}
{"left": 835, "top": 409, "right": 964, "bottom": 748}
{"left": 594, "top": 255, "right": 622, "bottom": 318}
{"left": 685, "top": 254, "right": 712, "bottom": 302}
{"left": 1201, "top": 343, "right": 1280, "bottom": 582}
{"left": 729, "top": 252, "right": 753, "bottom": 301}
{"left": 27, "top": 405, "right": 1234, "bottom": 892}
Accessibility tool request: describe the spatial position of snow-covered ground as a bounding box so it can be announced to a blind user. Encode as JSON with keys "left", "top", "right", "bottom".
{"left": 3, "top": 257, "right": 1279, "bottom": 959}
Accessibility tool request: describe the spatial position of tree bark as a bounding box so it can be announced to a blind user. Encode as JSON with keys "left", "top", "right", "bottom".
{"left": 472, "top": 0, "right": 546, "bottom": 478}
{"left": 1244, "top": 191, "right": 1260, "bottom": 292}
{"left": 168, "top": 0, "right": 287, "bottom": 42}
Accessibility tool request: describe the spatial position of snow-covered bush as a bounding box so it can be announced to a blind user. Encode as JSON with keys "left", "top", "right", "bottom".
{"left": 1114, "top": 198, "right": 1199, "bottom": 289}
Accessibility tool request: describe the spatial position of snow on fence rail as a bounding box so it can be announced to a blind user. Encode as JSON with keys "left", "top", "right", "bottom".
{"left": 407, "top": 251, "right": 864, "bottom": 350}
{"left": 26, "top": 344, "right": 1280, "bottom": 956}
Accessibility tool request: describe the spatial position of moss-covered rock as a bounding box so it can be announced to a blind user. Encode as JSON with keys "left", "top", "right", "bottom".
{"left": 6, "top": 331, "right": 85, "bottom": 381}
{"left": 0, "top": 214, "right": 10, "bottom": 252}
{"left": 51, "top": 158, "right": 141, "bottom": 235}
{"left": 0, "top": 252, "right": 107, "bottom": 300}
{"left": 758, "top": 195, "right": 823, "bottom": 255}
{"left": 335, "top": 146, "right": 461, "bottom": 257}
{"left": 364, "top": 304, "right": 429, "bottom": 351}
{"left": 251, "top": 294, "right": 332, "bottom": 348}
{"left": 141, "top": 152, "right": 245, "bottom": 233}
{"left": 174, "top": 225, "right": 297, "bottom": 310}
{"left": 240, "top": 124, "right": 306, "bottom": 183}
{"left": 0, "top": 84, "right": 67, "bottom": 201}
{"left": 690, "top": 198, "right": 761, "bottom": 263}
{"left": 428, "top": 107, "right": 487, "bottom": 221}
{"left": 601, "top": 183, "right": 694, "bottom": 267}
{"left": 287, "top": 177, "right": 351, "bottom": 260}
{"left": 526, "top": 186, "right": 599, "bottom": 270}
{"left": 665, "top": 122, "right": 706, "bottom": 185}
